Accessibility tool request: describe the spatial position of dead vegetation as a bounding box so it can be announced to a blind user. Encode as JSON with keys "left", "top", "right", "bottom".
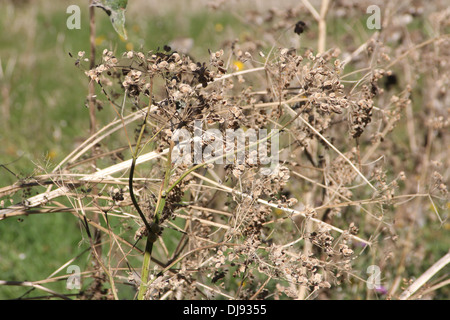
{"left": 0, "top": 0, "right": 449, "bottom": 300}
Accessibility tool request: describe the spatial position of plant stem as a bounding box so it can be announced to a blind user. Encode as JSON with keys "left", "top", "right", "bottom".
{"left": 399, "top": 250, "right": 450, "bottom": 300}
{"left": 318, "top": 0, "right": 330, "bottom": 54}
{"left": 88, "top": 0, "right": 97, "bottom": 135}
{"left": 128, "top": 77, "right": 154, "bottom": 233}
{"left": 137, "top": 237, "right": 154, "bottom": 299}
{"left": 137, "top": 140, "right": 173, "bottom": 300}
{"left": 129, "top": 157, "right": 152, "bottom": 232}
{"left": 87, "top": 0, "right": 105, "bottom": 292}
{"left": 126, "top": 78, "right": 155, "bottom": 300}
{"left": 125, "top": 77, "right": 174, "bottom": 299}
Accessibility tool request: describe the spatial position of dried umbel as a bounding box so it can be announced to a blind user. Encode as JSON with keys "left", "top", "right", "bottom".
{"left": 350, "top": 98, "right": 373, "bottom": 138}
{"left": 79, "top": 42, "right": 378, "bottom": 299}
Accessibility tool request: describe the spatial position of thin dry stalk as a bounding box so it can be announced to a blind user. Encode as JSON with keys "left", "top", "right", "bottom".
{"left": 399, "top": 251, "right": 450, "bottom": 300}
{"left": 0, "top": 280, "right": 71, "bottom": 300}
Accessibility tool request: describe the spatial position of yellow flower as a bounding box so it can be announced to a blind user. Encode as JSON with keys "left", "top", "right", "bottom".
{"left": 273, "top": 208, "right": 284, "bottom": 217}
{"left": 126, "top": 42, "right": 134, "bottom": 51}
{"left": 237, "top": 280, "right": 247, "bottom": 287}
{"left": 214, "top": 23, "right": 224, "bottom": 33}
{"left": 232, "top": 60, "right": 244, "bottom": 71}
{"left": 46, "top": 150, "right": 58, "bottom": 161}
{"left": 95, "top": 35, "right": 106, "bottom": 46}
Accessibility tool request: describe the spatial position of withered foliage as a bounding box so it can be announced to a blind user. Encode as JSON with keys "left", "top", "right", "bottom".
{"left": 1, "top": 0, "right": 449, "bottom": 300}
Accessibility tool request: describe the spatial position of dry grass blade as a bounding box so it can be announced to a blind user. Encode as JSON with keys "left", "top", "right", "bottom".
{"left": 0, "top": 147, "right": 168, "bottom": 216}
{"left": 399, "top": 251, "right": 450, "bottom": 300}
{"left": 0, "top": 280, "right": 71, "bottom": 300}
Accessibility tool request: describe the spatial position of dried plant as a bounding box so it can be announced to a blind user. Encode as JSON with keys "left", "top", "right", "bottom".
{"left": 1, "top": 0, "right": 448, "bottom": 300}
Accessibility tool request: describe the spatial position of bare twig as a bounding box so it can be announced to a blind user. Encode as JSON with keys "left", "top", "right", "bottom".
{"left": 317, "top": 0, "right": 330, "bottom": 54}
{"left": 399, "top": 250, "right": 450, "bottom": 300}
{"left": 0, "top": 280, "right": 71, "bottom": 300}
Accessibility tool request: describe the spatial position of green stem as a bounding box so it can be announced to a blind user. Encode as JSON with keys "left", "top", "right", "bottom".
{"left": 137, "top": 237, "right": 154, "bottom": 299}
{"left": 137, "top": 141, "right": 173, "bottom": 300}
{"left": 126, "top": 77, "right": 158, "bottom": 300}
